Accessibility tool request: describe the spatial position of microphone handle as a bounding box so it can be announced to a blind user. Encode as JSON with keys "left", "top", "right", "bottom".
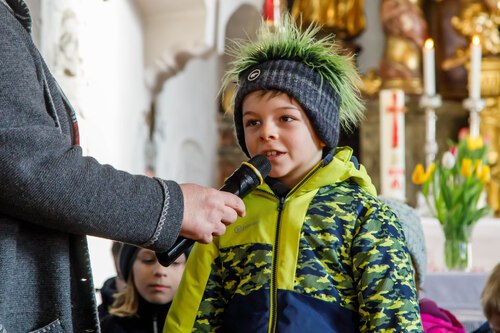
{"left": 156, "top": 157, "right": 270, "bottom": 267}
{"left": 156, "top": 236, "right": 193, "bottom": 267}
{"left": 156, "top": 173, "right": 260, "bottom": 267}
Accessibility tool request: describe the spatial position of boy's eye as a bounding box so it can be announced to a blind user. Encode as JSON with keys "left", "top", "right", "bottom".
{"left": 244, "top": 119, "right": 260, "bottom": 127}
{"left": 281, "top": 115, "right": 294, "bottom": 122}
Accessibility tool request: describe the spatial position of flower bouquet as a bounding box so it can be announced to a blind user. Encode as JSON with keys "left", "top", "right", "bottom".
{"left": 412, "top": 129, "right": 491, "bottom": 270}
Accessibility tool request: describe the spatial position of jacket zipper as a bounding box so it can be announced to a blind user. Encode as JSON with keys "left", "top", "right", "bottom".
{"left": 153, "top": 313, "right": 158, "bottom": 333}
{"left": 269, "top": 195, "right": 285, "bottom": 333}
{"left": 268, "top": 163, "right": 321, "bottom": 333}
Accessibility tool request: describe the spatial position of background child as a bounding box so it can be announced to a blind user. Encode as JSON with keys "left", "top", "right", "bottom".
{"left": 100, "top": 243, "right": 189, "bottom": 333}
{"left": 379, "top": 196, "right": 466, "bottom": 333}
{"left": 165, "top": 16, "right": 422, "bottom": 332}
{"left": 473, "top": 263, "right": 500, "bottom": 333}
{"left": 98, "top": 241, "right": 127, "bottom": 320}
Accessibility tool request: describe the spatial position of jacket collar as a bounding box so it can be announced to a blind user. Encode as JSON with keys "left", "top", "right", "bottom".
{"left": 260, "top": 146, "right": 377, "bottom": 198}
{"left": 5, "top": 0, "right": 31, "bottom": 32}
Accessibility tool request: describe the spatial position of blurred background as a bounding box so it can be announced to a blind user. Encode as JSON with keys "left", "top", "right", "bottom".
{"left": 24, "top": 1, "right": 500, "bottom": 329}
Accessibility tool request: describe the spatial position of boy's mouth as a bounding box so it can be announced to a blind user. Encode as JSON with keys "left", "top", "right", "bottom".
{"left": 264, "top": 150, "right": 284, "bottom": 157}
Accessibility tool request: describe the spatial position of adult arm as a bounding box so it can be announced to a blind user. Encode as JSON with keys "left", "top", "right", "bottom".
{"left": 0, "top": 12, "right": 243, "bottom": 251}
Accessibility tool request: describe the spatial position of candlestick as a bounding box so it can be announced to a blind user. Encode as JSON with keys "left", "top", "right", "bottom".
{"left": 419, "top": 94, "right": 442, "bottom": 168}
{"left": 463, "top": 98, "right": 486, "bottom": 139}
{"left": 423, "top": 38, "right": 436, "bottom": 96}
{"left": 469, "top": 35, "right": 482, "bottom": 100}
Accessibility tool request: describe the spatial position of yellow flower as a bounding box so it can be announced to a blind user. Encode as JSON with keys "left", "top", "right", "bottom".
{"left": 479, "top": 165, "right": 491, "bottom": 184}
{"left": 475, "top": 160, "right": 483, "bottom": 178}
{"left": 412, "top": 163, "right": 435, "bottom": 184}
{"left": 461, "top": 158, "right": 473, "bottom": 177}
{"left": 412, "top": 164, "right": 426, "bottom": 185}
{"left": 467, "top": 135, "right": 484, "bottom": 150}
{"left": 474, "top": 159, "right": 482, "bottom": 171}
{"left": 413, "top": 132, "right": 491, "bottom": 246}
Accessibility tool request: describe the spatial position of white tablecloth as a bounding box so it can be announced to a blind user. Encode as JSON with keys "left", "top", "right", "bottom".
{"left": 422, "top": 217, "right": 500, "bottom": 273}
{"left": 420, "top": 217, "right": 500, "bottom": 332}
{"left": 421, "top": 272, "right": 488, "bottom": 332}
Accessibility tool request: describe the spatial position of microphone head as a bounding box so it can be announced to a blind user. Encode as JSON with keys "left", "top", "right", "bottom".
{"left": 247, "top": 155, "right": 272, "bottom": 180}
{"left": 220, "top": 154, "right": 271, "bottom": 198}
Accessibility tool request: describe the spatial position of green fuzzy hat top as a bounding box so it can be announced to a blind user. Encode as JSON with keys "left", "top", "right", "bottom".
{"left": 222, "top": 15, "right": 365, "bottom": 157}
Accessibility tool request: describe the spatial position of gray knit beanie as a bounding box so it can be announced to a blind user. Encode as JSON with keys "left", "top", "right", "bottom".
{"left": 233, "top": 59, "right": 340, "bottom": 157}
{"left": 378, "top": 196, "right": 427, "bottom": 288}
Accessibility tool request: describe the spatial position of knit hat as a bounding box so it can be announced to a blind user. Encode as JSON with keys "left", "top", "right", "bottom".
{"left": 118, "top": 243, "right": 140, "bottom": 282}
{"left": 378, "top": 197, "right": 427, "bottom": 288}
{"left": 222, "top": 15, "right": 365, "bottom": 157}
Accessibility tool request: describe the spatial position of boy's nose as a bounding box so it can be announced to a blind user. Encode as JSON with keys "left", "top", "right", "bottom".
{"left": 260, "top": 122, "right": 278, "bottom": 140}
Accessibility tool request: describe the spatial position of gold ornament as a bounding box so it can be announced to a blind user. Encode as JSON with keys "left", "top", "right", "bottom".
{"left": 291, "top": 0, "right": 366, "bottom": 40}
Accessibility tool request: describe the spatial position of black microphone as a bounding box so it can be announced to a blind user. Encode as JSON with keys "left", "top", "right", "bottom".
{"left": 156, "top": 155, "right": 271, "bottom": 267}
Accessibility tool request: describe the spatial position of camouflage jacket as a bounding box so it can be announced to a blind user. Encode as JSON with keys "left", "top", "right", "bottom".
{"left": 165, "top": 147, "right": 423, "bottom": 333}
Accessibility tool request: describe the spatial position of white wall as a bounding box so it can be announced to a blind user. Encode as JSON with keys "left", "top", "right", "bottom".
{"left": 76, "top": 1, "right": 149, "bottom": 173}
{"left": 75, "top": 0, "right": 150, "bottom": 290}
{"left": 154, "top": 55, "right": 219, "bottom": 186}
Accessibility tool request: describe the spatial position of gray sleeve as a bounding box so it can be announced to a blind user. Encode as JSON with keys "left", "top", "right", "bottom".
{"left": 0, "top": 9, "right": 182, "bottom": 252}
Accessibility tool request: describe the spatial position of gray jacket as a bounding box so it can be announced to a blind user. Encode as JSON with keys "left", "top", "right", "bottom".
{"left": 0, "top": 1, "right": 183, "bottom": 332}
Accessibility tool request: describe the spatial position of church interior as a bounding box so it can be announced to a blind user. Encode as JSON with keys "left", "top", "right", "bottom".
{"left": 22, "top": 0, "right": 500, "bottom": 331}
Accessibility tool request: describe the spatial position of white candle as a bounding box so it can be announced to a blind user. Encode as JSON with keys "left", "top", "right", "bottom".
{"left": 469, "top": 35, "right": 482, "bottom": 100}
{"left": 423, "top": 39, "right": 436, "bottom": 96}
{"left": 274, "top": 0, "right": 281, "bottom": 23}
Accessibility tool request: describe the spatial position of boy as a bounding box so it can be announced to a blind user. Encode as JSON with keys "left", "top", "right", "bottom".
{"left": 164, "top": 16, "right": 422, "bottom": 332}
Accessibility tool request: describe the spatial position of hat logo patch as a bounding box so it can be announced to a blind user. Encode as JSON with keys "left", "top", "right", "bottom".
{"left": 248, "top": 69, "right": 261, "bottom": 81}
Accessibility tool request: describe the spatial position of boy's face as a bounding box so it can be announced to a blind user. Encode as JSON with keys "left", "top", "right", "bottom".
{"left": 242, "top": 90, "right": 325, "bottom": 189}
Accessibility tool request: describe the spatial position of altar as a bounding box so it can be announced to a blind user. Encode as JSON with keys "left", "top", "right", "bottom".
{"left": 421, "top": 217, "right": 500, "bottom": 332}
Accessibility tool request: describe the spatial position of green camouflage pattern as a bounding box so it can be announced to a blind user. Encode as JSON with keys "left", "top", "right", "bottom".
{"left": 193, "top": 243, "right": 273, "bottom": 332}
{"left": 296, "top": 182, "right": 422, "bottom": 331}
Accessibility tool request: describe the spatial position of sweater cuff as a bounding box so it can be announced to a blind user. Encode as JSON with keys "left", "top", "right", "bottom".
{"left": 141, "top": 179, "right": 184, "bottom": 251}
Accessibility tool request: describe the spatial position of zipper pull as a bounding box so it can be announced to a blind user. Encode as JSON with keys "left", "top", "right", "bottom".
{"left": 278, "top": 196, "right": 285, "bottom": 212}
{"left": 153, "top": 313, "right": 158, "bottom": 333}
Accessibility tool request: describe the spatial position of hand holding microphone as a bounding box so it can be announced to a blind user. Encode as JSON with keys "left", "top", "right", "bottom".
{"left": 157, "top": 155, "right": 271, "bottom": 267}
